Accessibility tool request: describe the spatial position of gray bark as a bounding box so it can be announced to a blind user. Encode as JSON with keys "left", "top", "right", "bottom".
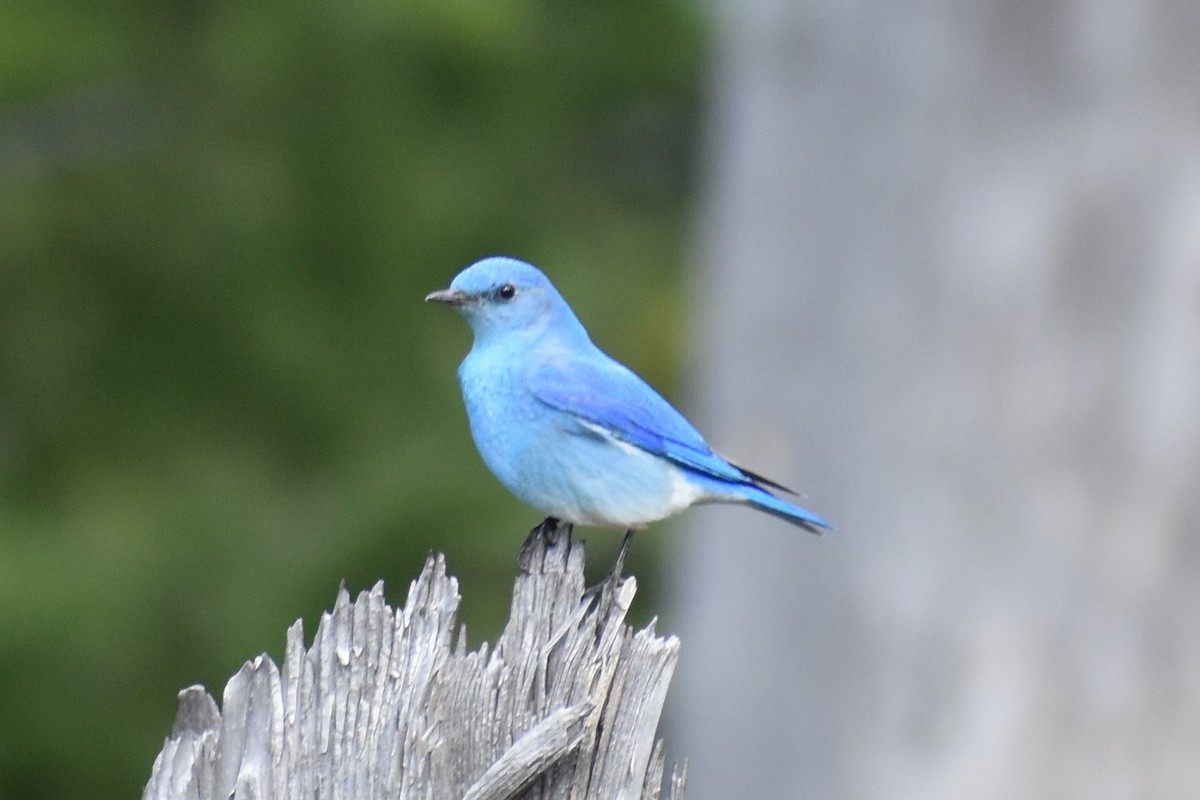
{"left": 672, "top": 0, "right": 1200, "bottom": 798}
{"left": 144, "top": 532, "right": 685, "bottom": 800}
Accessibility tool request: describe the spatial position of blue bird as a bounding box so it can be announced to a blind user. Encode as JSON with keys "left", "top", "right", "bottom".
{"left": 426, "top": 256, "right": 832, "bottom": 547}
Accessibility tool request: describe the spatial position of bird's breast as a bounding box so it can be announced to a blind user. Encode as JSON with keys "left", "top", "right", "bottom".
{"left": 458, "top": 352, "right": 541, "bottom": 474}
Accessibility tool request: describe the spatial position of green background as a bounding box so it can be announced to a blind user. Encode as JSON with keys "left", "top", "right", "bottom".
{"left": 0, "top": 3, "right": 704, "bottom": 796}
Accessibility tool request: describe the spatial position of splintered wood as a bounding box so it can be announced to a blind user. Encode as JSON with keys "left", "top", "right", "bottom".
{"left": 143, "top": 530, "right": 685, "bottom": 800}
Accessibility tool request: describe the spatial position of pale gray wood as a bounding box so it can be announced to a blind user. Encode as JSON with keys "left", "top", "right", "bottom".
{"left": 144, "top": 532, "right": 684, "bottom": 800}
{"left": 461, "top": 702, "right": 591, "bottom": 800}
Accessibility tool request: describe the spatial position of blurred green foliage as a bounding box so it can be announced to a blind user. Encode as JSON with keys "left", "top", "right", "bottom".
{"left": 0, "top": 2, "right": 704, "bottom": 797}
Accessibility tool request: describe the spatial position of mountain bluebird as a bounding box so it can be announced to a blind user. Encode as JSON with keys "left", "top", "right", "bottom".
{"left": 426, "top": 256, "right": 832, "bottom": 543}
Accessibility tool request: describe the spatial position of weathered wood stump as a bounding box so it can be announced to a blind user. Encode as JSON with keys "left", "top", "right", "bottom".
{"left": 143, "top": 528, "right": 686, "bottom": 800}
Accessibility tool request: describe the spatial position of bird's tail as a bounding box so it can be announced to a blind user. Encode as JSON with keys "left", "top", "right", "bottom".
{"left": 742, "top": 486, "right": 834, "bottom": 535}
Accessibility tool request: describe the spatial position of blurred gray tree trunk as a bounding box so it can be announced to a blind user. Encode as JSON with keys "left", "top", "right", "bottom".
{"left": 670, "top": 1, "right": 1200, "bottom": 798}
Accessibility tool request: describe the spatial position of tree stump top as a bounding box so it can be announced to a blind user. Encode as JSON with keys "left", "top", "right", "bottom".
{"left": 143, "top": 529, "right": 686, "bottom": 800}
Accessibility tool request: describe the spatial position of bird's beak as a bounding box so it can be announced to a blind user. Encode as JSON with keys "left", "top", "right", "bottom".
{"left": 425, "top": 288, "right": 470, "bottom": 306}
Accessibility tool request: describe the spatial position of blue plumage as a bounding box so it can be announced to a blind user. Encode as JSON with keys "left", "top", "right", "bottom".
{"left": 426, "top": 256, "right": 832, "bottom": 534}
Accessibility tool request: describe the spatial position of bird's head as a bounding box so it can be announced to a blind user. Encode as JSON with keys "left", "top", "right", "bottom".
{"left": 426, "top": 257, "right": 584, "bottom": 345}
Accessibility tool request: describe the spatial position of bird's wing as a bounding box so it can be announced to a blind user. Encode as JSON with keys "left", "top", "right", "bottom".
{"left": 528, "top": 354, "right": 777, "bottom": 490}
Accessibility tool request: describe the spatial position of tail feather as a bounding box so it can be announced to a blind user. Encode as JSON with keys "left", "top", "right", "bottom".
{"left": 683, "top": 467, "right": 834, "bottom": 534}
{"left": 742, "top": 485, "right": 833, "bottom": 535}
{"left": 729, "top": 459, "right": 800, "bottom": 495}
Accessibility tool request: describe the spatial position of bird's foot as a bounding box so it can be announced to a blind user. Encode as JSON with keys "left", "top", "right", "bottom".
{"left": 531, "top": 516, "right": 569, "bottom": 545}
{"left": 520, "top": 517, "right": 571, "bottom": 565}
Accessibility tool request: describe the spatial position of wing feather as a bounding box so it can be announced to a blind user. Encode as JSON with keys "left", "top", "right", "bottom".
{"left": 528, "top": 356, "right": 762, "bottom": 488}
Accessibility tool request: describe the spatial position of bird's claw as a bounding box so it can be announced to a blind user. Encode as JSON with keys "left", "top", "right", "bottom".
{"left": 534, "top": 516, "right": 567, "bottom": 544}
{"left": 521, "top": 516, "right": 570, "bottom": 557}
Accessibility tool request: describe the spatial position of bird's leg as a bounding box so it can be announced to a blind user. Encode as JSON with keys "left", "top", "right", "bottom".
{"left": 610, "top": 529, "right": 635, "bottom": 582}
{"left": 583, "top": 529, "right": 636, "bottom": 607}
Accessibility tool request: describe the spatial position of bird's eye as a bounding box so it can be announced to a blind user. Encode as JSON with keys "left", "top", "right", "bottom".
{"left": 497, "top": 283, "right": 516, "bottom": 300}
